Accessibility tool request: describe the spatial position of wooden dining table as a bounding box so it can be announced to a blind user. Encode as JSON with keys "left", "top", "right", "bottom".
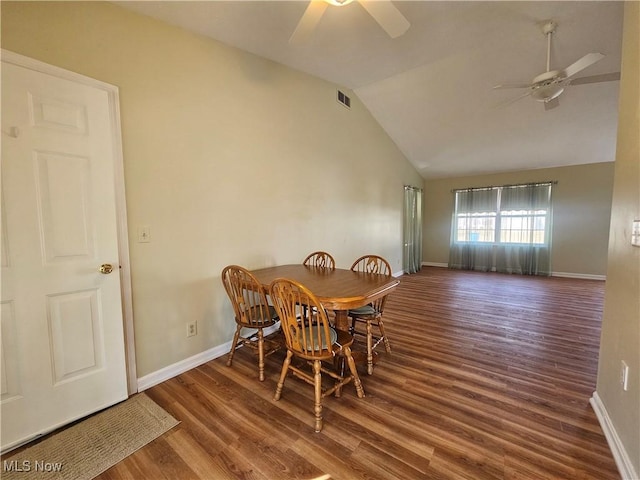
{"left": 250, "top": 264, "right": 400, "bottom": 332}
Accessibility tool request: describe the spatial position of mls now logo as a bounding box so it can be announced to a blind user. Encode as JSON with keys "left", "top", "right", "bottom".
{"left": 3, "top": 459, "right": 63, "bottom": 472}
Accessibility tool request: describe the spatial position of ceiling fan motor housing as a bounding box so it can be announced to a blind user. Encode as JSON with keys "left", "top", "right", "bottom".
{"left": 531, "top": 70, "right": 566, "bottom": 102}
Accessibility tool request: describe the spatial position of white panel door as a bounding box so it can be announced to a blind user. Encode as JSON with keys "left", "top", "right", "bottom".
{"left": 1, "top": 59, "right": 128, "bottom": 451}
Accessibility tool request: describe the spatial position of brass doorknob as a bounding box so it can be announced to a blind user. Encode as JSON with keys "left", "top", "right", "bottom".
{"left": 99, "top": 264, "right": 114, "bottom": 274}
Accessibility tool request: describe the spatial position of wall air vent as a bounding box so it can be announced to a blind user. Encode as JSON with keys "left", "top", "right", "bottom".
{"left": 337, "top": 90, "right": 351, "bottom": 109}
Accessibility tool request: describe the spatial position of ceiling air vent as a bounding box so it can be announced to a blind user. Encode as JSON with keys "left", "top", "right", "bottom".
{"left": 337, "top": 90, "right": 351, "bottom": 109}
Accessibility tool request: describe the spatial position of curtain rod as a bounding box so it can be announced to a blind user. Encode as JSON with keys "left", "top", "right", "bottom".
{"left": 404, "top": 185, "right": 423, "bottom": 191}
{"left": 451, "top": 180, "right": 557, "bottom": 193}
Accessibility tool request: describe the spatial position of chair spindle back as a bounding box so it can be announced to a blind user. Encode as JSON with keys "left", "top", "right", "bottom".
{"left": 350, "top": 255, "right": 392, "bottom": 312}
{"left": 222, "top": 265, "right": 273, "bottom": 328}
{"left": 302, "top": 251, "right": 336, "bottom": 270}
{"left": 270, "top": 278, "right": 336, "bottom": 359}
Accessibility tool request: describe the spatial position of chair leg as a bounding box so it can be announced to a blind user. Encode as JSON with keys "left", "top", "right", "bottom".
{"left": 344, "top": 346, "right": 365, "bottom": 398}
{"left": 257, "top": 328, "right": 265, "bottom": 381}
{"left": 366, "top": 320, "right": 374, "bottom": 375}
{"left": 226, "top": 325, "right": 242, "bottom": 367}
{"left": 333, "top": 355, "right": 344, "bottom": 398}
{"left": 378, "top": 318, "right": 391, "bottom": 354}
{"left": 350, "top": 315, "right": 357, "bottom": 335}
{"left": 313, "top": 360, "right": 323, "bottom": 433}
{"left": 274, "top": 350, "right": 292, "bottom": 401}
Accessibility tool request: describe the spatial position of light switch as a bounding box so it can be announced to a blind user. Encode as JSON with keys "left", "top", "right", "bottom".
{"left": 138, "top": 226, "right": 151, "bottom": 243}
{"left": 632, "top": 220, "right": 640, "bottom": 247}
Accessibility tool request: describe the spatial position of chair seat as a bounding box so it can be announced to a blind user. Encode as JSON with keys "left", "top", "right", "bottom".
{"left": 348, "top": 305, "right": 378, "bottom": 317}
{"left": 243, "top": 304, "right": 279, "bottom": 326}
{"left": 300, "top": 325, "right": 337, "bottom": 350}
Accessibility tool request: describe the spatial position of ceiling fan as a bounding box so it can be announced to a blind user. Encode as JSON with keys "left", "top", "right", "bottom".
{"left": 494, "top": 21, "right": 620, "bottom": 110}
{"left": 289, "top": 0, "right": 410, "bottom": 44}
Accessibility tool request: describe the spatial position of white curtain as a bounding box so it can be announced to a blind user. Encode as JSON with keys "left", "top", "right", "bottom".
{"left": 403, "top": 186, "right": 423, "bottom": 274}
{"left": 455, "top": 188, "right": 498, "bottom": 225}
{"left": 496, "top": 183, "right": 553, "bottom": 275}
{"left": 448, "top": 188, "right": 497, "bottom": 271}
{"left": 500, "top": 183, "right": 551, "bottom": 212}
{"left": 449, "top": 183, "right": 553, "bottom": 276}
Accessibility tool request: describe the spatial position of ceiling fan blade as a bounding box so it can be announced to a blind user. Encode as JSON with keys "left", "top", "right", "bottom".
{"left": 358, "top": 0, "right": 410, "bottom": 38}
{"left": 570, "top": 72, "right": 621, "bottom": 85}
{"left": 562, "top": 52, "right": 605, "bottom": 78}
{"left": 493, "top": 83, "right": 532, "bottom": 90}
{"left": 289, "top": 0, "right": 329, "bottom": 44}
{"left": 544, "top": 97, "right": 560, "bottom": 111}
{"left": 496, "top": 91, "right": 532, "bottom": 108}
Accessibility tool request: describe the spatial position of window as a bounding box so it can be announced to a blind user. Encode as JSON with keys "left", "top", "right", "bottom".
{"left": 500, "top": 210, "right": 547, "bottom": 244}
{"left": 453, "top": 183, "right": 552, "bottom": 246}
{"left": 456, "top": 212, "right": 496, "bottom": 243}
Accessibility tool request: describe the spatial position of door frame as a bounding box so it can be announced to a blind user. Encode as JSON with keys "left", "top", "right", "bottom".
{"left": 2, "top": 49, "right": 138, "bottom": 394}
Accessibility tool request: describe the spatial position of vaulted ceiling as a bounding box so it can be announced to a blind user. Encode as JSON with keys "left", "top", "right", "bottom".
{"left": 116, "top": 1, "right": 624, "bottom": 179}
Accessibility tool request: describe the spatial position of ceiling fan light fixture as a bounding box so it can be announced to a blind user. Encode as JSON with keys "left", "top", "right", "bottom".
{"left": 325, "top": 0, "right": 354, "bottom": 6}
{"left": 531, "top": 84, "right": 565, "bottom": 102}
{"left": 291, "top": 0, "right": 410, "bottom": 43}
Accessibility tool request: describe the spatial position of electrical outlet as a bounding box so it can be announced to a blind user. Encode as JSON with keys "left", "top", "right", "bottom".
{"left": 621, "top": 361, "right": 629, "bottom": 391}
{"left": 186, "top": 321, "right": 197, "bottom": 338}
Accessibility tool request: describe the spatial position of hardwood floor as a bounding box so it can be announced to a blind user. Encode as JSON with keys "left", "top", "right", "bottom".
{"left": 99, "top": 267, "right": 619, "bottom": 480}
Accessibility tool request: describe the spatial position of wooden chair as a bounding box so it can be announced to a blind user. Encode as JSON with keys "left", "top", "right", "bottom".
{"left": 269, "top": 278, "right": 364, "bottom": 433}
{"left": 301, "top": 251, "right": 335, "bottom": 319}
{"left": 348, "top": 255, "right": 393, "bottom": 375}
{"left": 221, "top": 265, "right": 280, "bottom": 381}
{"left": 302, "top": 251, "right": 335, "bottom": 270}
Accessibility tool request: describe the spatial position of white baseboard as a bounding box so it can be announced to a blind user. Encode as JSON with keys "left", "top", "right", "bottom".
{"left": 137, "top": 343, "right": 229, "bottom": 392}
{"left": 590, "top": 392, "right": 639, "bottom": 480}
{"left": 137, "top": 324, "right": 280, "bottom": 392}
{"left": 420, "top": 262, "right": 606, "bottom": 280}
{"left": 552, "top": 271, "right": 606, "bottom": 281}
{"left": 422, "top": 262, "right": 448, "bottom": 268}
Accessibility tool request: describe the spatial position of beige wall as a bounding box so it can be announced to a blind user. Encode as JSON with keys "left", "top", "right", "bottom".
{"left": 423, "top": 162, "right": 615, "bottom": 277}
{"left": 1, "top": 2, "right": 423, "bottom": 377}
{"left": 597, "top": 1, "right": 640, "bottom": 476}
